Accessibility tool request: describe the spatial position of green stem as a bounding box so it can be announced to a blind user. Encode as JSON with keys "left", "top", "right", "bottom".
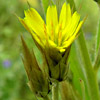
{"left": 94, "top": 45, "right": 100, "bottom": 72}
{"left": 77, "top": 30, "right": 100, "bottom": 100}
{"left": 52, "top": 82, "right": 59, "bottom": 100}
{"left": 94, "top": 6, "right": 100, "bottom": 72}
{"left": 43, "top": 96, "right": 50, "bottom": 100}
{"left": 95, "top": 6, "right": 100, "bottom": 57}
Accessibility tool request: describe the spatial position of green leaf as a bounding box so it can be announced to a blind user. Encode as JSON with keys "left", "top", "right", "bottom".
{"left": 77, "top": 31, "right": 100, "bottom": 100}
{"left": 69, "top": 43, "right": 89, "bottom": 100}
{"left": 96, "top": 16, "right": 100, "bottom": 56}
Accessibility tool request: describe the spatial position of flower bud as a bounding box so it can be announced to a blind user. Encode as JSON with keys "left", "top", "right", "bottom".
{"left": 19, "top": 2, "right": 84, "bottom": 82}
{"left": 21, "top": 36, "right": 49, "bottom": 98}
{"left": 43, "top": 46, "right": 70, "bottom": 81}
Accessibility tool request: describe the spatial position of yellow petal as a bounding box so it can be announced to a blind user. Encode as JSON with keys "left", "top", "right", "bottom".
{"left": 46, "top": 5, "right": 58, "bottom": 41}
{"left": 48, "top": 40, "right": 57, "bottom": 48}
{"left": 48, "top": 40, "right": 64, "bottom": 52}
{"left": 57, "top": 3, "right": 71, "bottom": 44}
{"left": 68, "top": 12, "right": 80, "bottom": 37}
{"left": 62, "top": 12, "right": 80, "bottom": 42}
{"left": 18, "top": 17, "right": 44, "bottom": 48}
{"left": 19, "top": 17, "right": 32, "bottom": 33}
{"left": 59, "top": 48, "right": 66, "bottom": 52}
{"left": 59, "top": 3, "right": 71, "bottom": 29}
{"left": 65, "top": 4, "right": 71, "bottom": 25}
{"left": 74, "top": 17, "right": 86, "bottom": 36}
{"left": 31, "top": 32, "right": 44, "bottom": 48}
{"left": 62, "top": 35, "right": 76, "bottom": 48}
{"left": 24, "top": 8, "right": 45, "bottom": 39}
{"left": 62, "top": 20, "right": 84, "bottom": 48}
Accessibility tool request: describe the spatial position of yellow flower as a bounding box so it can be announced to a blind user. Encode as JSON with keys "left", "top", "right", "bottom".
{"left": 19, "top": 2, "right": 84, "bottom": 53}
{"left": 19, "top": 2, "right": 85, "bottom": 81}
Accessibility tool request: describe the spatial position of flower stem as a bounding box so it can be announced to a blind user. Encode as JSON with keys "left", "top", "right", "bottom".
{"left": 94, "top": 6, "right": 100, "bottom": 72}
{"left": 95, "top": 6, "right": 100, "bottom": 56}
{"left": 52, "top": 82, "right": 59, "bottom": 100}
{"left": 94, "top": 45, "right": 100, "bottom": 72}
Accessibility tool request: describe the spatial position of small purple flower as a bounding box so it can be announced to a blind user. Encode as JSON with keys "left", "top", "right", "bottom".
{"left": 3, "top": 60, "right": 11, "bottom": 68}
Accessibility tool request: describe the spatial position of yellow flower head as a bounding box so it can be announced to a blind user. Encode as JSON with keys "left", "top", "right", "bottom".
{"left": 19, "top": 2, "right": 85, "bottom": 81}
{"left": 19, "top": 2, "right": 84, "bottom": 53}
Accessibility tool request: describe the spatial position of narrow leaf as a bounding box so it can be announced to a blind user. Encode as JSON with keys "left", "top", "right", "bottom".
{"left": 96, "top": 16, "right": 100, "bottom": 56}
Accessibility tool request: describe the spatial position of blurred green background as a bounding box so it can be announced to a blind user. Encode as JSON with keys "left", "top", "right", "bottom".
{"left": 0, "top": 0, "right": 99, "bottom": 100}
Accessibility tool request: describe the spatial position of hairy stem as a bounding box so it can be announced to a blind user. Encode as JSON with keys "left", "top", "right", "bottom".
{"left": 94, "top": 45, "right": 100, "bottom": 72}
{"left": 52, "top": 82, "right": 59, "bottom": 100}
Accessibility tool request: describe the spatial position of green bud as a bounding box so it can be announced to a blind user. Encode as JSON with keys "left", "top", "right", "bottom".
{"left": 43, "top": 46, "right": 71, "bottom": 82}
{"left": 21, "top": 36, "right": 50, "bottom": 98}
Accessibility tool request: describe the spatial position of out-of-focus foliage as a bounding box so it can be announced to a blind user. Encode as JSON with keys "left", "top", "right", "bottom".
{"left": 0, "top": 0, "right": 100, "bottom": 100}
{"left": 0, "top": 0, "right": 41, "bottom": 100}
